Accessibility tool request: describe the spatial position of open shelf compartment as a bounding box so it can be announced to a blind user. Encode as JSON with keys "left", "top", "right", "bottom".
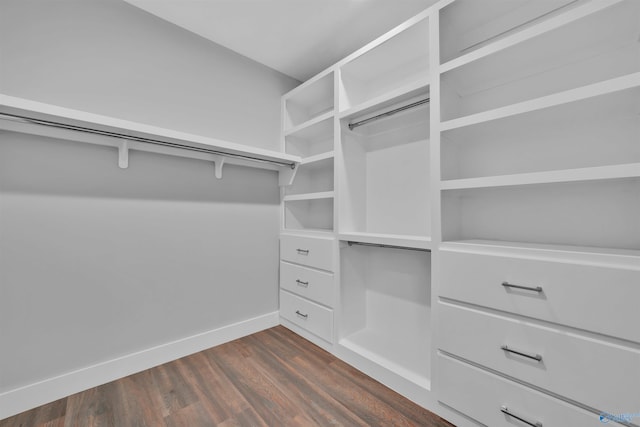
{"left": 439, "top": 0, "right": 583, "bottom": 64}
{"left": 338, "top": 88, "right": 431, "bottom": 238}
{"left": 284, "top": 114, "right": 334, "bottom": 159}
{"left": 441, "top": 84, "right": 640, "bottom": 181}
{"left": 284, "top": 72, "right": 334, "bottom": 131}
{"left": 285, "top": 157, "right": 334, "bottom": 196}
{"left": 339, "top": 17, "right": 430, "bottom": 112}
{"left": 284, "top": 196, "right": 334, "bottom": 233}
{"left": 441, "top": 178, "right": 640, "bottom": 252}
{"left": 339, "top": 243, "right": 431, "bottom": 388}
{"left": 440, "top": 0, "right": 640, "bottom": 121}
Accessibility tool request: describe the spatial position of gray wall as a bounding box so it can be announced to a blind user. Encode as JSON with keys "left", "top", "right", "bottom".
{"left": 0, "top": 0, "right": 298, "bottom": 397}
{"left": 0, "top": 0, "right": 299, "bottom": 150}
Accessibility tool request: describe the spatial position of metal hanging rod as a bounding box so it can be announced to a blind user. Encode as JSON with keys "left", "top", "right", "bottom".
{"left": 348, "top": 98, "right": 430, "bottom": 131}
{"left": 460, "top": 0, "right": 578, "bottom": 53}
{"left": 0, "top": 113, "right": 297, "bottom": 169}
{"left": 347, "top": 241, "right": 430, "bottom": 252}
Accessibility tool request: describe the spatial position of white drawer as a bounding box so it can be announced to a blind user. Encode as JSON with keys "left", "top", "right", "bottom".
{"left": 280, "top": 261, "right": 334, "bottom": 307}
{"left": 441, "top": 249, "right": 640, "bottom": 343}
{"left": 438, "top": 354, "right": 627, "bottom": 427}
{"left": 280, "top": 290, "right": 333, "bottom": 342}
{"left": 280, "top": 234, "right": 334, "bottom": 271}
{"left": 439, "top": 302, "right": 640, "bottom": 414}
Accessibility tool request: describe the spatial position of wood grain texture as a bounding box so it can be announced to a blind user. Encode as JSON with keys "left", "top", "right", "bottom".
{"left": 1, "top": 326, "right": 455, "bottom": 427}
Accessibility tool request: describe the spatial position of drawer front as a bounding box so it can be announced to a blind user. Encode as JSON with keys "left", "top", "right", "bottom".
{"left": 280, "top": 261, "right": 334, "bottom": 307}
{"left": 439, "top": 302, "right": 640, "bottom": 413}
{"left": 438, "top": 354, "right": 626, "bottom": 427}
{"left": 441, "top": 249, "right": 640, "bottom": 343}
{"left": 280, "top": 235, "right": 334, "bottom": 271}
{"left": 280, "top": 290, "right": 333, "bottom": 342}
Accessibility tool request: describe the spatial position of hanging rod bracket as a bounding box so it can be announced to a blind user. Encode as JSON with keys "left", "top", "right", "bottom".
{"left": 118, "top": 140, "right": 129, "bottom": 169}
{"left": 279, "top": 163, "right": 298, "bottom": 187}
{"left": 212, "top": 154, "right": 225, "bottom": 179}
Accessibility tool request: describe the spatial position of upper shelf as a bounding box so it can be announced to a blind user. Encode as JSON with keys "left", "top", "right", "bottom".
{"left": 0, "top": 94, "right": 301, "bottom": 184}
{"left": 440, "top": 72, "right": 640, "bottom": 131}
{"left": 440, "top": 163, "right": 640, "bottom": 190}
{"left": 440, "top": 0, "right": 626, "bottom": 74}
{"left": 338, "top": 16, "right": 430, "bottom": 113}
{"left": 439, "top": 0, "right": 582, "bottom": 64}
{"left": 283, "top": 72, "right": 334, "bottom": 132}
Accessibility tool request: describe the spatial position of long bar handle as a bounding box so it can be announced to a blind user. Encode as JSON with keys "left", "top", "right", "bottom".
{"left": 501, "top": 345, "right": 543, "bottom": 362}
{"left": 500, "top": 406, "right": 543, "bottom": 427}
{"left": 295, "top": 310, "right": 308, "bottom": 319}
{"left": 296, "top": 279, "right": 309, "bottom": 287}
{"left": 296, "top": 248, "right": 309, "bottom": 255}
{"left": 502, "top": 281, "right": 543, "bottom": 293}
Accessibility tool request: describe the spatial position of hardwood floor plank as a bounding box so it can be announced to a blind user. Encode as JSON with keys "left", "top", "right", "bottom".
{"left": 242, "top": 333, "right": 369, "bottom": 427}
{"left": 1, "top": 326, "right": 454, "bottom": 427}
{"left": 205, "top": 339, "right": 314, "bottom": 427}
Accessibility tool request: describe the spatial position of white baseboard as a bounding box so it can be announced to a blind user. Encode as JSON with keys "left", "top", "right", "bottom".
{"left": 0, "top": 311, "right": 279, "bottom": 420}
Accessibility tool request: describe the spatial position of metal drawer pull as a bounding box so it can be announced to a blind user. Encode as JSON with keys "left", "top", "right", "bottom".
{"left": 296, "top": 248, "right": 310, "bottom": 255}
{"left": 500, "top": 406, "right": 542, "bottom": 427}
{"left": 296, "top": 279, "right": 309, "bottom": 287}
{"left": 502, "top": 281, "right": 543, "bottom": 293}
{"left": 501, "top": 345, "right": 543, "bottom": 362}
{"left": 295, "top": 310, "right": 308, "bottom": 319}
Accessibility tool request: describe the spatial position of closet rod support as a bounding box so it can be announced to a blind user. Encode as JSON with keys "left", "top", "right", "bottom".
{"left": 0, "top": 113, "right": 297, "bottom": 169}
{"left": 118, "top": 140, "right": 129, "bottom": 169}
{"left": 348, "top": 98, "right": 430, "bottom": 131}
{"left": 346, "top": 241, "right": 430, "bottom": 252}
{"left": 212, "top": 155, "right": 225, "bottom": 179}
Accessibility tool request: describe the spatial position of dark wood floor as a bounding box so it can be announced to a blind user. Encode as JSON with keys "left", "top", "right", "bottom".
{"left": 1, "top": 326, "right": 454, "bottom": 427}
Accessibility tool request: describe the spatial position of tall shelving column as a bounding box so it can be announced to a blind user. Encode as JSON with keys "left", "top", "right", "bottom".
{"left": 279, "top": 71, "right": 338, "bottom": 350}
{"left": 436, "top": 0, "right": 640, "bottom": 425}
{"left": 334, "top": 10, "right": 437, "bottom": 408}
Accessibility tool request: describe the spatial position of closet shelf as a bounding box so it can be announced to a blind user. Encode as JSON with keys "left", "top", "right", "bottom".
{"left": 338, "top": 76, "right": 430, "bottom": 120}
{"left": 440, "top": 72, "right": 640, "bottom": 131}
{"left": 440, "top": 240, "right": 640, "bottom": 270}
{"left": 300, "top": 151, "right": 335, "bottom": 165}
{"left": 440, "top": 163, "right": 640, "bottom": 190}
{"left": 284, "top": 111, "right": 334, "bottom": 138}
{"left": 283, "top": 191, "right": 334, "bottom": 202}
{"left": 0, "top": 94, "right": 301, "bottom": 185}
{"left": 338, "top": 232, "right": 432, "bottom": 250}
{"left": 339, "top": 333, "right": 431, "bottom": 390}
{"left": 439, "top": 0, "right": 621, "bottom": 74}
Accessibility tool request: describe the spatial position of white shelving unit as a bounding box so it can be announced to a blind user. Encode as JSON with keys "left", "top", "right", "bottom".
{"left": 281, "top": 0, "right": 638, "bottom": 424}
{"left": 281, "top": 71, "right": 336, "bottom": 235}
{"left": 436, "top": 1, "right": 640, "bottom": 425}
{"left": 333, "top": 9, "right": 435, "bottom": 407}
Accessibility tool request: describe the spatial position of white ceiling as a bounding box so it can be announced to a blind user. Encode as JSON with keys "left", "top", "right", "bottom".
{"left": 123, "top": 0, "right": 438, "bottom": 82}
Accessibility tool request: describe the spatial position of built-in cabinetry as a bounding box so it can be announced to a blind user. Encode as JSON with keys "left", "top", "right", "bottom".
{"left": 436, "top": 0, "right": 640, "bottom": 426}
{"left": 281, "top": 1, "right": 638, "bottom": 425}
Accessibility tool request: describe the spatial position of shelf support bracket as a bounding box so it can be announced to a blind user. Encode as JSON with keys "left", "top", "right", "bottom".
{"left": 212, "top": 155, "right": 225, "bottom": 179}
{"left": 118, "top": 140, "right": 129, "bottom": 169}
{"left": 278, "top": 164, "right": 298, "bottom": 187}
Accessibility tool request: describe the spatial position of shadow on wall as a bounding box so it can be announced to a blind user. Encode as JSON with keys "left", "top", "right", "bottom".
{"left": 0, "top": 131, "right": 280, "bottom": 204}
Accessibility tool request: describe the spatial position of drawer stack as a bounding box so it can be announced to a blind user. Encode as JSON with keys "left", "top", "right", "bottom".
{"left": 279, "top": 233, "right": 336, "bottom": 345}
{"left": 437, "top": 243, "right": 640, "bottom": 427}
